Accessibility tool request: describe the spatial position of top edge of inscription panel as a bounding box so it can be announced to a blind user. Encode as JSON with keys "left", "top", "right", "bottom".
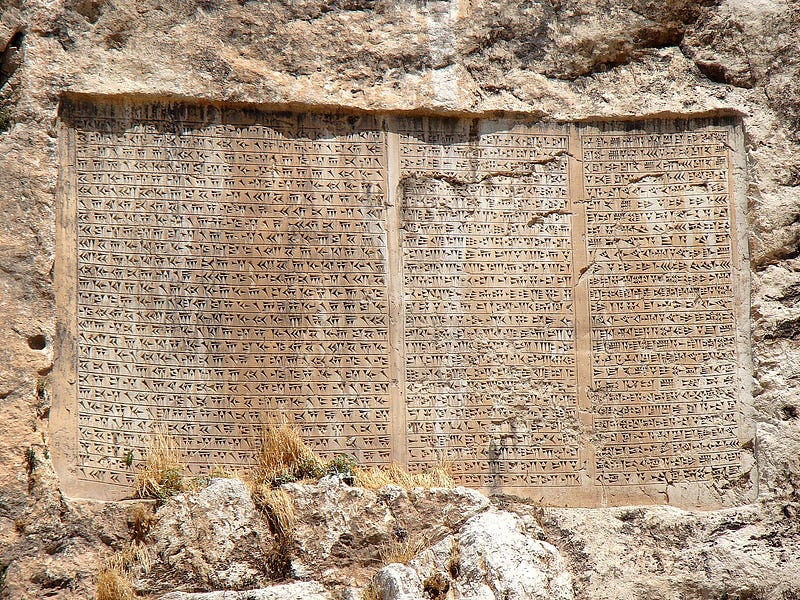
{"left": 53, "top": 99, "right": 754, "bottom": 508}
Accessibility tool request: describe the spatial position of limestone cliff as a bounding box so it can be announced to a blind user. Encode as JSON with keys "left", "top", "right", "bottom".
{"left": 2, "top": 0, "right": 800, "bottom": 598}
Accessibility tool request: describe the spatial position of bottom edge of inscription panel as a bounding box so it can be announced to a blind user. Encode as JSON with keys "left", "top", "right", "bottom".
{"left": 477, "top": 481, "right": 756, "bottom": 510}
{"left": 54, "top": 467, "right": 757, "bottom": 510}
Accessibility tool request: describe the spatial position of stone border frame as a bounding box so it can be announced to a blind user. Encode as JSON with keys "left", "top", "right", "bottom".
{"left": 51, "top": 96, "right": 755, "bottom": 507}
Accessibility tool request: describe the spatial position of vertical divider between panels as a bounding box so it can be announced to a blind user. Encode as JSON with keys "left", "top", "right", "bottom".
{"left": 384, "top": 118, "right": 408, "bottom": 466}
{"left": 568, "top": 124, "right": 597, "bottom": 493}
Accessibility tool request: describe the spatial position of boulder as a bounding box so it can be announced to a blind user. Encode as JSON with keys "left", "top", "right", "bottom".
{"left": 372, "top": 510, "right": 573, "bottom": 600}
{"left": 286, "top": 479, "right": 490, "bottom": 587}
{"left": 142, "top": 478, "right": 273, "bottom": 593}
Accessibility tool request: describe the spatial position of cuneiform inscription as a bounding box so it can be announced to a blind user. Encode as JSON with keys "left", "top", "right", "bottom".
{"left": 398, "top": 120, "right": 582, "bottom": 489}
{"left": 55, "top": 101, "right": 751, "bottom": 507}
{"left": 582, "top": 129, "right": 743, "bottom": 489}
{"left": 67, "top": 103, "right": 392, "bottom": 486}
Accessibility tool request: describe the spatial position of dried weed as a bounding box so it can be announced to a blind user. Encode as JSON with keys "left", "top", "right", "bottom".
{"left": 361, "top": 579, "right": 383, "bottom": 600}
{"left": 447, "top": 538, "right": 461, "bottom": 579}
{"left": 133, "top": 432, "right": 186, "bottom": 500}
{"left": 106, "top": 542, "right": 153, "bottom": 576}
{"left": 250, "top": 484, "right": 297, "bottom": 580}
{"left": 422, "top": 571, "right": 450, "bottom": 599}
{"left": 95, "top": 566, "right": 135, "bottom": 600}
{"left": 127, "top": 503, "right": 156, "bottom": 544}
{"left": 354, "top": 462, "right": 454, "bottom": 491}
{"left": 255, "top": 422, "right": 325, "bottom": 485}
{"left": 379, "top": 537, "right": 426, "bottom": 565}
{"left": 96, "top": 539, "right": 153, "bottom": 599}
{"left": 252, "top": 486, "right": 296, "bottom": 538}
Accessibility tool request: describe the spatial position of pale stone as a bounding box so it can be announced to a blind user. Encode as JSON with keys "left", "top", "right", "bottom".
{"left": 373, "top": 564, "right": 425, "bottom": 600}
{"left": 3, "top": 0, "right": 800, "bottom": 598}
{"left": 281, "top": 480, "right": 490, "bottom": 587}
{"left": 158, "top": 581, "right": 333, "bottom": 600}
{"left": 372, "top": 511, "right": 573, "bottom": 600}
{"left": 141, "top": 479, "right": 272, "bottom": 593}
{"left": 52, "top": 100, "right": 752, "bottom": 509}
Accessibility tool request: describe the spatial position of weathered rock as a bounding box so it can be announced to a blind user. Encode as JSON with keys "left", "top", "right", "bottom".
{"left": 138, "top": 478, "right": 491, "bottom": 592}
{"left": 372, "top": 510, "right": 573, "bottom": 600}
{"left": 3, "top": 0, "right": 800, "bottom": 598}
{"left": 141, "top": 479, "right": 273, "bottom": 593}
{"left": 538, "top": 503, "right": 800, "bottom": 599}
{"left": 285, "top": 478, "right": 394, "bottom": 584}
{"left": 158, "top": 581, "right": 333, "bottom": 600}
{"left": 287, "top": 480, "right": 490, "bottom": 586}
{"left": 0, "top": 494, "right": 151, "bottom": 599}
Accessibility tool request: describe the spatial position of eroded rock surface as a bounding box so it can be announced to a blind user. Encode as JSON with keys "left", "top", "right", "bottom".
{"left": 373, "top": 510, "right": 573, "bottom": 600}
{"left": 138, "top": 481, "right": 568, "bottom": 600}
{"left": 159, "top": 581, "right": 333, "bottom": 600}
{"left": 288, "top": 479, "right": 490, "bottom": 586}
{"left": 142, "top": 479, "right": 273, "bottom": 593}
{"left": 3, "top": 0, "right": 800, "bottom": 598}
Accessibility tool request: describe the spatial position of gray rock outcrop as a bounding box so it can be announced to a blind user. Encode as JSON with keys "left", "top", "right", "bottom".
{"left": 159, "top": 581, "right": 333, "bottom": 600}
{"left": 144, "top": 478, "right": 273, "bottom": 592}
{"left": 373, "top": 510, "right": 573, "bottom": 600}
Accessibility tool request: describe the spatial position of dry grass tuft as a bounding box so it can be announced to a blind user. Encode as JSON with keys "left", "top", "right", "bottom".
{"left": 354, "top": 462, "right": 454, "bottom": 491}
{"left": 265, "top": 534, "right": 294, "bottom": 581}
{"left": 255, "top": 423, "right": 325, "bottom": 485}
{"left": 133, "top": 432, "right": 186, "bottom": 500}
{"left": 447, "top": 537, "right": 461, "bottom": 579}
{"left": 379, "top": 537, "right": 426, "bottom": 565}
{"left": 252, "top": 486, "right": 296, "bottom": 538}
{"left": 127, "top": 503, "right": 156, "bottom": 544}
{"left": 107, "top": 543, "right": 153, "bottom": 577}
{"left": 250, "top": 485, "right": 297, "bottom": 580}
{"left": 96, "top": 566, "right": 135, "bottom": 600}
{"left": 97, "top": 541, "right": 152, "bottom": 599}
{"left": 207, "top": 465, "right": 243, "bottom": 479}
{"left": 422, "top": 572, "right": 451, "bottom": 600}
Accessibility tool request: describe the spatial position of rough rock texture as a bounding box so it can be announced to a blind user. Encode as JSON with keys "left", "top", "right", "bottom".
{"left": 136, "top": 481, "right": 565, "bottom": 600}
{"left": 536, "top": 502, "right": 800, "bottom": 600}
{"left": 287, "top": 479, "right": 490, "bottom": 586}
{"left": 158, "top": 581, "right": 333, "bottom": 600}
{"left": 2, "top": 0, "right": 800, "bottom": 598}
{"left": 142, "top": 479, "right": 274, "bottom": 593}
{"left": 373, "top": 510, "right": 573, "bottom": 600}
{"left": 134, "top": 479, "right": 492, "bottom": 595}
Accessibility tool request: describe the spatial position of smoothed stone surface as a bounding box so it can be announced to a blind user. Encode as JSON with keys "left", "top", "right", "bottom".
{"left": 2, "top": 0, "right": 800, "bottom": 597}
{"left": 53, "top": 99, "right": 752, "bottom": 509}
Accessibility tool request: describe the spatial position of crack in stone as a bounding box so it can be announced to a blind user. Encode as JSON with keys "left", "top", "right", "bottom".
{"left": 625, "top": 172, "right": 665, "bottom": 185}
{"left": 399, "top": 152, "right": 568, "bottom": 188}
{"left": 527, "top": 209, "right": 571, "bottom": 226}
{"left": 576, "top": 262, "right": 596, "bottom": 286}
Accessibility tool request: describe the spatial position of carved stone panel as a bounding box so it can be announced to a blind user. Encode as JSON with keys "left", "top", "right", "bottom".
{"left": 53, "top": 99, "right": 753, "bottom": 507}
{"left": 580, "top": 124, "right": 750, "bottom": 506}
{"left": 396, "top": 120, "right": 583, "bottom": 497}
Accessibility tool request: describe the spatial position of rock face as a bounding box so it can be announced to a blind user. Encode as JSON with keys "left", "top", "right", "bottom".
{"left": 120, "top": 479, "right": 571, "bottom": 600}
{"left": 134, "top": 478, "right": 494, "bottom": 595}
{"left": 3, "top": 0, "right": 800, "bottom": 598}
{"left": 536, "top": 503, "right": 800, "bottom": 600}
{"left": 143, "top": 479, "right": 274, "bottom": 593}
{"left": 373, "top": 511, "right": 573, "bottom": 600}
{"left": 287, "top": 479, "right": 490, "bottom": 586}
{"left": 158, "top": 581, "right": 333, "bottom": 600}
{"left": 51, "top": 99, "right": 752, "bottom": 509}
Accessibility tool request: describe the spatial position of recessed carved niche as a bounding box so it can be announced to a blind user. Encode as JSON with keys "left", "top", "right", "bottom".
{"left": 51, "top": 98, "right": 754, "bottom": 507}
